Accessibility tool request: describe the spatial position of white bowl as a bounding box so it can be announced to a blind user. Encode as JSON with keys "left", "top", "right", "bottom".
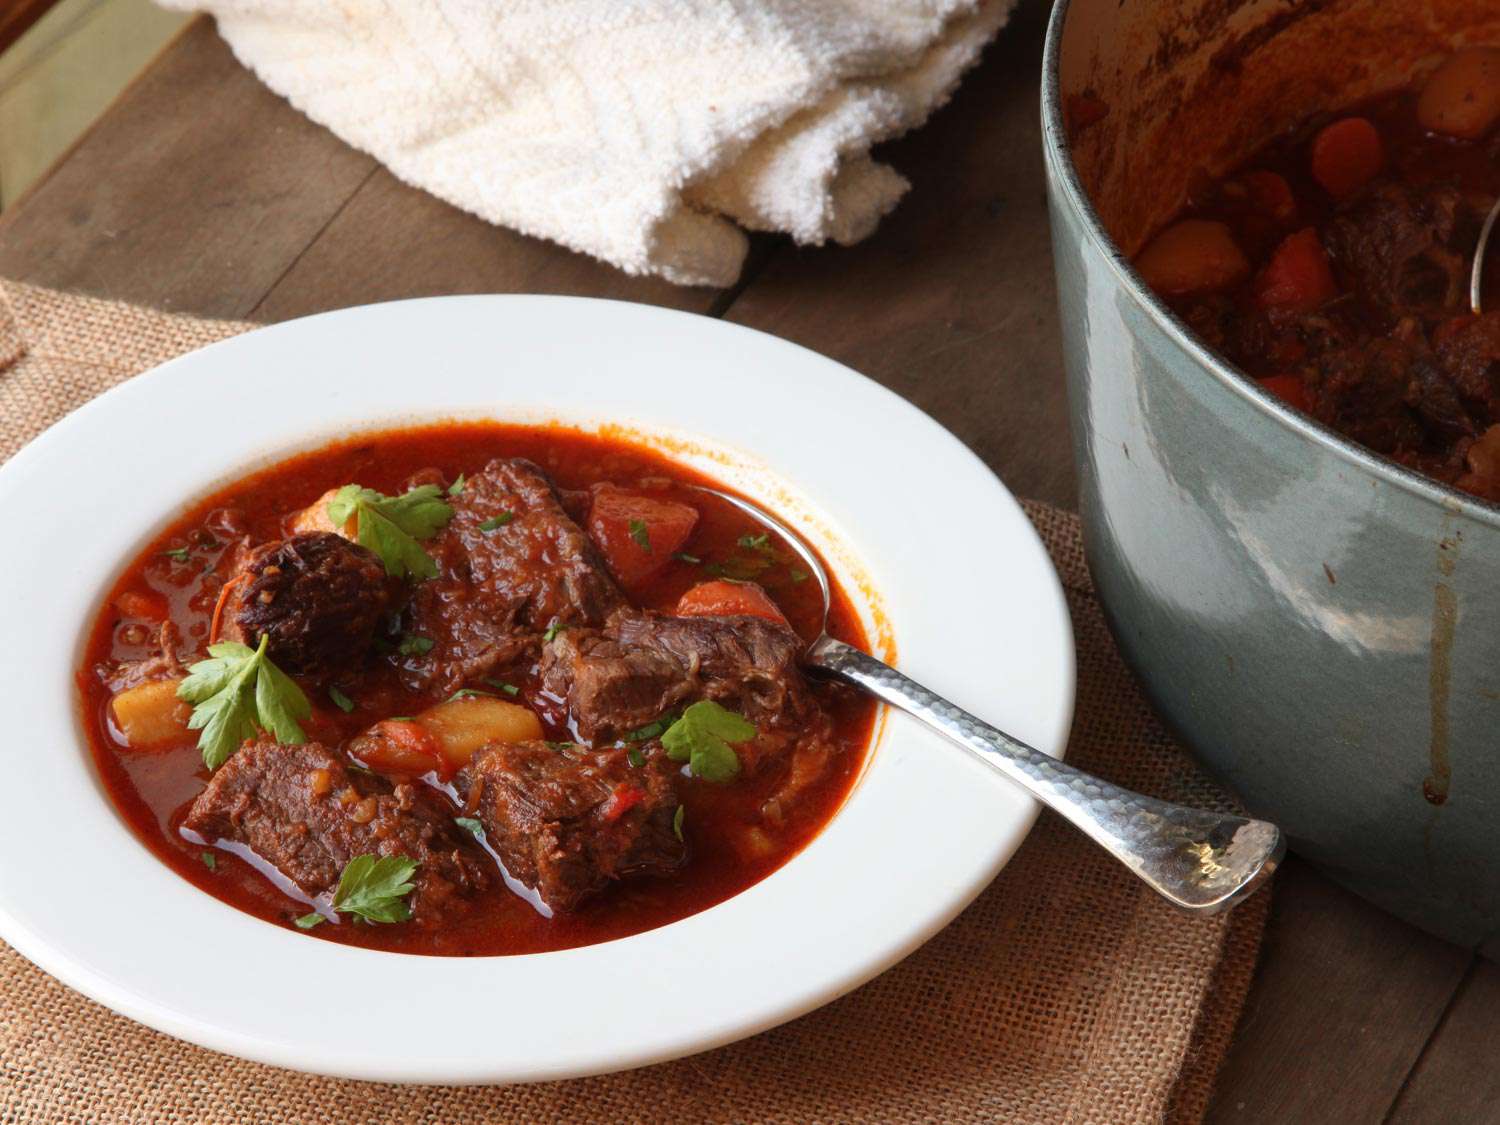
{"left": 0, "top": 296, "right": 1073, "bottom": 1083}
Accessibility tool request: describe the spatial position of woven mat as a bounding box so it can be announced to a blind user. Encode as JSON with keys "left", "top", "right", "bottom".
{"left": 0, "top": 280, "right": 1268, "bottom": 1124}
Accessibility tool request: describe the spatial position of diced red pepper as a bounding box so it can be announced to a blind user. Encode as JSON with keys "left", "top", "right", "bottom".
{"left": 1255, "top": 228, "right": 1338, "bottom": 315}
{"left": 601, "top": 783, "right": 646, "bottom": 823}
{"left": 676, "top": 579, "right": 788, "bottom": 625}
{"left": 1260, "top": 374, "right": 1311, "bottom": 413}
{"left": 588, "top": 486, "right": 699, "bottom": 588}
{"left": 1309, "top": 117, "right": 1384, "bottom": 200}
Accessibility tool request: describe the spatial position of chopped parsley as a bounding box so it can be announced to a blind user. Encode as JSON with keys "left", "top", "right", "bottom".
{"left": 328, "top": 685, "right": 356, "bottom": 713}
{"left": 200, "top": 852, "right": 217, "bottom": 871}
{"left": 326, "top": 483, "right": 453, "bottom": 580}
{"left": 454, "top": 816, "right": 485, "bottom": 842}
{"left": 673, "top": 805, "right": 685, "bottom": 841}
{"left": 623, "top": 712, "right": 678, "bottom": 742}
{"left": 543, "top": 621, "right": 569, "bottom": 643}
{"left": 162, "top": 546, "right": 191, "bottom": 563}
{"left": 448, "top": 473, "right": 467, "bottom": 496}
{"left": 446, "top": 688, "right": 493, "bottom": 702}
{"left": 477, "top": 512, "right": 514, "bottom": 532}
{"left": 661, "top": 701, "right": 755, "bottom": 783}
{"left": 177, "top": 635, "right": 311, "bottom": 770}
{"left": 328, "top": 854, "right": 419, "bottom": 924}
{"left": 398, "top": 633, "right": 435, "bottom": 657}
{"left": 626, "top": 747, "right": 646, "bottom": 768}
{"left": 294, "top": 912, "right": 325, "bottom": 930}
{"left": 673, "top": 551, "right": 702, "bottom": 565}
{"left": 789, "top": 568, "right": 810, "bottom": 584}
{"left": 483, "top": 678, "right": 520, "bottom": 696}
{"left": 738, "top": 532, "right": 770, "bottom": 551}
{"left": 629, "top": 519, "right": 652, "bottom": 552}
{"left": 705, "top": 554, "right": 770, "bottom": 581}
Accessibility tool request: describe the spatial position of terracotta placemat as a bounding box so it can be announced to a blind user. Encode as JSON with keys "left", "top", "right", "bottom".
{"left": 0, "top": 280, "right": 1268, "bottom": 1124}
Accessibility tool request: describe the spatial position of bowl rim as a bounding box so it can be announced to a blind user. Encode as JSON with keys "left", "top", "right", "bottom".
{"left": 0, "top": 293, "right": 1076, "bottom": 1083}
{"left": 1039, "top": 0, "right": 1500, "bottom": 524}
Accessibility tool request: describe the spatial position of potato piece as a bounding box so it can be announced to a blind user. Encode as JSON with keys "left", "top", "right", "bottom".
{"left": 289, "top": 488, "right": 357, "bottom": 538}
{"left": 1134, "top": 220, "right": 1249, "bottom": 297}
{"left": 1418, "top": 48, "right": 1500, "bottom": 141}
{"left": 418, "top": 697, "right": 544, "bottom": 770}
{"left": 111, "top": 679, "right": 191, "bottom": 751}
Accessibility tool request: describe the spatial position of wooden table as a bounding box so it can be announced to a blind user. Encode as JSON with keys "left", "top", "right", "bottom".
{"left": 3, "top": 7, "right": 1498, "bottom": 1121}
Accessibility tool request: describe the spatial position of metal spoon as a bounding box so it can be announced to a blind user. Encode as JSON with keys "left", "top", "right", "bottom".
{"left": 1473, "top": 196, "right": 1500, "bottom": 316}
{"left": 694, "top": 485, "right": 1284, "bottom": 913}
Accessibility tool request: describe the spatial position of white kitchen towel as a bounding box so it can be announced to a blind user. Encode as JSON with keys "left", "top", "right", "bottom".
{"left": 157, "top": 0, "right": 1015, "bottom": 287}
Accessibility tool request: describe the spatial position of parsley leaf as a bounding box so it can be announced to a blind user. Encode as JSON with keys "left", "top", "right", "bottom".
{"left": 629, "top": 519, "right": 652, "bottom": 552}
{"left": 178, "top": 635, "right": 311, "bottom": 770}
{"left": 543, "top": 621, "right": 569, "bottom": 643}
{"left": 326, "top": 483, "right": 453, "bottom": 580}
{"left": 162, "top": 546, "right": 191, "bottom": 563}
{"left": 483, "top": 677, "right": 520, "bottom": 696}
{"left": 398, "top": 633, "right": 434, "bottom": 657}
{"left": 330, "top": 854, "right": 419, "bottom": 924}
{"left": 738, "top": 532, "right": 770, "bottom": 551}
{"left": 328, "top": 685, "right": 356, "bottom": 713}
{"left": 455, "top": 816, "right": 485, "bottom": 842}
{"left": 673, "top": 551, "right": 702, "bottom": 565}
{"left": 673, "top": 805, "right": 685, "bottom": 841}
{"left": 448, "top": 473, "right": 467, "bottom": 496}
{"left": 624, "top": 712, "right": 678, "bottom": 742}
{"left": 661, "top": 701, "right": 755, "bottom": 782}
{"left": 447, "top": 688, "right": 493, "bottom": 702}
{"left": 789, "top": 568, "right": 810, "bottom": 584}
{"left": 477, "top": 512, "right": 514, "bottom": 532}
{"left": 294, "top": 912, "right": 325, "bottom": 930}
{"left": 200, "top": 852, "right": 217, "bottom": 871}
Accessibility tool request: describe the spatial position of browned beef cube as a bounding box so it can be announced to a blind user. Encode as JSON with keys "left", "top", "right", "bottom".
{"left": 540, "top": 611, "right": 820, "bottom": 744}
{"left": 457, "top": 742, "right": 684, "bottom": 912}
{"left": 182, "top": 740, "right": 487, "bottom": 923}
{"left": 403, "top": 458, "right": 625, "bottom": 692}
{"left": 220, "top": 532, "right": 399, "bottom": 679}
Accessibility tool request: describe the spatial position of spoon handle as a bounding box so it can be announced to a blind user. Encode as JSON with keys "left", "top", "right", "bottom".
{"left": 806, "top": 636, "right": 1282, "bottom": 912}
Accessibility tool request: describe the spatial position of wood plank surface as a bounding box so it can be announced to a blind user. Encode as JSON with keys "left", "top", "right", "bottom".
{"left": 0, "top": 3, "right": 1489, "bottom": 1121}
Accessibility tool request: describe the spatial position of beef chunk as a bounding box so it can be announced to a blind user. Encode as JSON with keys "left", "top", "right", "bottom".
{"left": 1325, "top": 183, "right": 1473, "bottom": 319}
{"left": 541, "top": 611, "right": 822, "bottom": 746}
{"left": 222, "top": 532, "right": 397, "bottom": 679}
{"left": 1437, "top": 312, "right": 1500, "bottom": 417}
{"left": 403, "top": 458, "right": 625, "bottom": 692}
{"left": 1308, "top": 337, "right": 1428, "bottom": 454}
{"left": 457, "top": 742, "right": 684, "bottom": 912}
{"left": 182, "top": 740, "right": 487, "bottom": 923}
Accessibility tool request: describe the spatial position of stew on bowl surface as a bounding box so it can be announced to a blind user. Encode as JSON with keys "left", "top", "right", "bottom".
{"left": 1134, "top": 47, "right": 1500, "bottom": 499}
{"left": 79, "top": 423, "right": 877, "bottom": 956}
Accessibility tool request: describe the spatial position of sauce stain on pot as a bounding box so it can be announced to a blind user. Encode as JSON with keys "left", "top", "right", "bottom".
{"left": 1425, "top": 530, "right": 1462, "bottom": 806}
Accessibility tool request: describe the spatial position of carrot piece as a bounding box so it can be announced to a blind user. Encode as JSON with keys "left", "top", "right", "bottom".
{"left": 588, "top": 486, "right": 699, "bottom": 587}
{"left": 1134, "top": 220, "right": 1249, "bottom": 297}
{"left": 355, "top": 720, "right": 444, "bottom": 775}
{"left": 1260, "top": 374, "right": 1310, "bottom": 413}
{"left": 207, "top": 572, "right": 248, "bottom": 644}
{"left": 1309, "top": 118, "right": 1383, "bottom": 200}
{"left": 1242, "top": 170, "right": 1296, "bottom": 224}
{"left": 676, "top": 580, "right": 788, "bottom": 625}
{"left": 1254, "top": 228, "right": 1338, "bottom": 315}
{"left": 115, "top": 589, "right": 169, "bottom": 623}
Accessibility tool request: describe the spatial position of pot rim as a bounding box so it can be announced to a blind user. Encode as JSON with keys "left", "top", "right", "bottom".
{"left": 1039, "top": 0, "right": 1500, "bottom": 523}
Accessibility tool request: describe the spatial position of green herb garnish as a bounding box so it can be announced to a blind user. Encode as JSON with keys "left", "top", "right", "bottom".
{"left": 477, "top": 512, "right": 514, "bottom": 532}
{"left": 326, "top": 483, "right": 453, "bottom": 580}
{"left": 328, "top": 854, "right": 419, "bottom": 924}
{"left": 398, "top": 634, "right": 435, "bottom": 657}
{"left": 177, "top": 635, "right": 311, "bottom": 770}
{"left": 629, "top": 519, "right": 652, "bottom": 552}
{"left": 626, "top": 747, "right": 646, "bottom": 768}
{"left": 738, "top": 532, "right": 770, "bottom": 551}
{"left": 543, "top": 621, "right": 569, "bottom": 643}
{"left": 328, "top": 685, "right": 356, "bottom": 713}
{"left": 294, "top": 912, "right": 325, "bottom": 930}
{"left": 200, "top": 852, "right": 217, "bottom": 871}
{"left": 455, "top": 816, "right": 485, "bottom": 842}
{"left": 673, "top": 551, "right": 702, "bottom": 565}
{"left": 483, "top": 678, "right": 520, "bottom": 696}
{"left": 162, "top": 546, "right": 191, "bottom": 563}
{"left": 673, "top": 805, "right": 685, "bottom": 841}
{"left": 661, "top": 701, "right": 754, "bottom": 783}
{"left": 624, "top": 712, "right": 679, "bottom": 742}
{"left": 447, "top": 688, "right": 493, "bottom": 702}
{"left": 789, "top": 568, "right": 809, "bottom": 584}
{"left": 448, "top": 473, "right": 467, "bottom": 496}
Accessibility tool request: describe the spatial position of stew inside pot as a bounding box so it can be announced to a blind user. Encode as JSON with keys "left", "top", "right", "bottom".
{"left": 79, "top": 423, "right": 877, "bottom": 956}
{"left": 1134, "top": 47, "right": 1500, "bottom": 499}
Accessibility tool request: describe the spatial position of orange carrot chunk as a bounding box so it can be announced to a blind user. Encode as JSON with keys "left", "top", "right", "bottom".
{"left": 588, "top": 486, "right": 699, "bottom": 588}
{"left": 1255, "top": 228, "right": 1338, "bottom": 315}
{"left": 1309, "top": 117, "right": 1383, "bottom": 200}
{"left": 1134, "top": 220, "right": 1249, "bottom": 297}
{"left": 676, "top": 580, "right": 788, "bottom": 625}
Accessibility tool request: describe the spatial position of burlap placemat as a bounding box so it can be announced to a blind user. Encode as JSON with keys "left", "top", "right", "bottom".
{"left": 0, "top": 280, "right": 1268, "bottom": 1124}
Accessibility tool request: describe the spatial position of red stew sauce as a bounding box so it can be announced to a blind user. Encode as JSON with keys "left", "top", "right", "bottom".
{"left": 79, "top": 423, "right": 877, "bottom": 956}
